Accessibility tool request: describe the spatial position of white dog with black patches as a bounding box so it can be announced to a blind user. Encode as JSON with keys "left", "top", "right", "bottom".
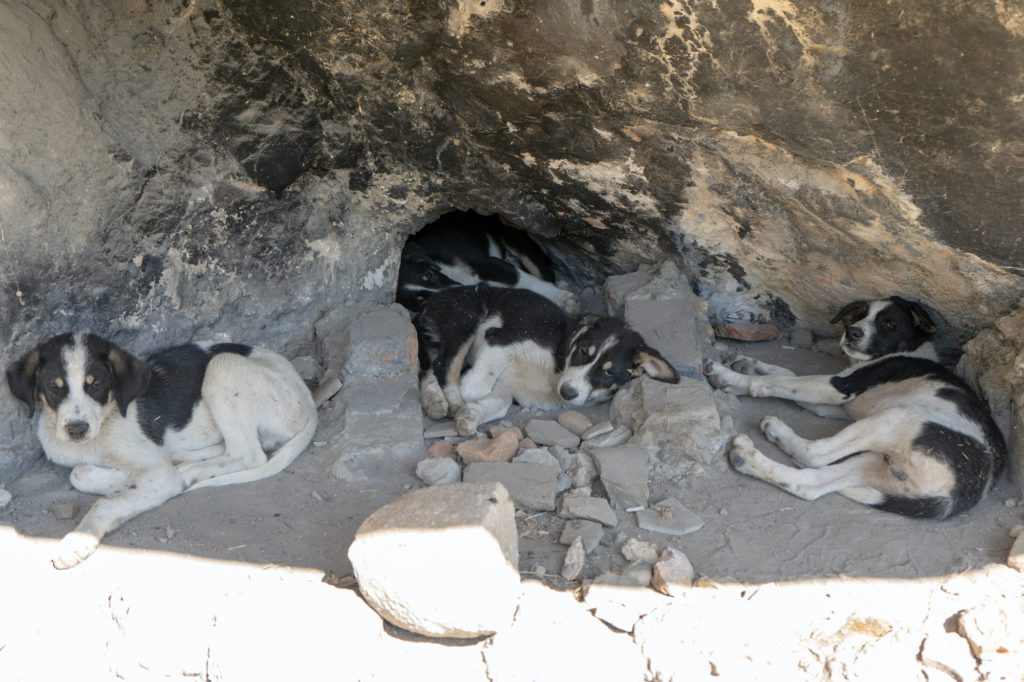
{"left": 6, "top": 333, "right": 339, "bottom": 568}
{"left": 703, "top": 296, "right": 1006, "bottom": 519}
{"left": 415, "top": 286, "right": 679, "bottom": 436}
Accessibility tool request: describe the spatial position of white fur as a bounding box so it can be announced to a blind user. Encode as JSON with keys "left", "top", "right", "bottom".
{"left": 33, "top": 336, "right": 322, "bottom": 569}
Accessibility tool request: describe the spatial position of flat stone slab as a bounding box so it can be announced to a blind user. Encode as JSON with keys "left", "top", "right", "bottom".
{"left": 512, "top": 447, "right": 561, "bottom": 469}
{"left": 525, "top": 419, "right": 580, "bottom": 449}
{"left": 581, "top": 420, "right": 614, "bottom": 440}
{"left": 558, "top": 493, "right": 618, "bottom": 527}
{"left": 582, "top": 425, "right": 631, "bottom": 449}
{"left": 588, "top": 446, "right": 650, "bottom": 511}
{"left": 464, "top": 462, "right": 558, "bottom": 511}
{"left": 636, "top": 497, "right": 704, "bottom": 537}
{"left": 348, "top": 482, "right": 520, "bottom": 638}
{"left": 424, "top": 420, "right": 459, "bottom": 439}
{"left": 559, "top": 519, "right": 604, "bottom": 553}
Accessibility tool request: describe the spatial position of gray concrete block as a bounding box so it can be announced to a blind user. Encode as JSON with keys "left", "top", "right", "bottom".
{"left": 588, "top": 446, "right": 650, "bottom": 511}
{"left": 525, "top": 419, "right": 580, "bottom": 449}
{"left": 464, "top": 462, "right": 558, "bottom": 511}
{"left": 318, "top": 304, "right": 418, "bottom": 378}
{"left": 348, "top": 482, "right": 520, "bottom": 638}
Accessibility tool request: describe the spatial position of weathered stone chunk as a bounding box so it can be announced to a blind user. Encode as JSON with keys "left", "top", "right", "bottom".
{"left": 611, "top": 376, "right": 725, "bottom": 466}
{"left": 463, "top": 462, "right": 558, "bottom": 511}
{"left": 561, "top": 536, "right": 585, "bottom": 581}
{"left": 512, "top": 447, "right": 561, "bottom": 469}
{"left": 583, "top": 573, "right": 670, "bottom": 632}
{"left": 525, "top": 419, "right": 581, "bottom": 449}
{"left": 621, "top": 538, "right": 659, "bottom": 563}
{"left": 1008, "top": 532, "right": 1024, "bottom": 572}
{"left": 582, "top": 424, "right": 632, "bottom": 449}
{"left": 581, "top": 420, "right": 614, "bottom": 440}
{"left": 557, "top": 410, "right": 592, "bottom": 436}
{"left": 558, "top": 493, "right": 618, "bottom": 527}
{"left": 559, "top": 519, "right": 604, "bottom": 553}
{"left": 424, "top": 420, "right": 459, "bottom": 439}
{"left": 349, "top": 482, "right": 520, "bottom": 638}
{"left": 457, "top": 430, "right": 519, "bottom": 464}
{"left": 636, "top": 497, "right": 704, "bottom": 537}
{"left": 589, "top": 446, "right": 650, "bottom": 510}
{"left": 426, "top": 440, "right": 454, "bottom": 459}
{"left": 652, "top": 548, "right": 695, "bottom": 597}
{"left": 415, "top": 457, "right": 461, "bottom": 486}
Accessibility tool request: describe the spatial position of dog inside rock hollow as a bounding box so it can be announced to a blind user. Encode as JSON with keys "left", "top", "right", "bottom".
{"left": 416, "top": 285, "right": 680, "bottom": 436}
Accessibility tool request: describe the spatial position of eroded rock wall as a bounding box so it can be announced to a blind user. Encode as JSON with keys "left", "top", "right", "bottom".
{"left": 2, "top": 0, "right": 1024, "bottom": 480}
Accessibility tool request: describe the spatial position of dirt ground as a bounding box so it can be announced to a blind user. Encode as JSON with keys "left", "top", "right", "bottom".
{"left": 3, "top": 340, "right": 1020, "bottom": 586}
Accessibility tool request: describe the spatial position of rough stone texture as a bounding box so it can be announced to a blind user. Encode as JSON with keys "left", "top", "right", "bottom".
{"left": 0, "top": 488, "right": 11, "bottom": 509}
{"left": 483, "top": 582, "right": 645, "bottom": 682}
{"left": 557, "top": 493, "right": 618, "bottom": 528}
{"left": 559, "top": 519, "right": 604, "bottom": 554}
{"left": 415, "top": 457, "right": 461, "bottom": 486}
{"left": 612, "top": 376, "right": 727, "bottom": 470}
{"left": 424, "top": 421, "right": 459, "bottom": 439}
{"left": 621, "top": 538, "right": 659, "bottom": 564}
{"left": 636, "top": 498, "right": 705, "bottom": 537}
{"left": 583, "top": 574, "right": 670, "bottom": 633}
{"left": 1008, "top": 533, "right": 1024, "bottom": 573}
{"left": 588, "top": 446, "right": 651, "bottom": 511}
{"left": 712, "top": 322, "right": 780, "bottom": 342}
{"left": 524, "top": 420, "right": 580, "bottom": 449}
{"left": 457, "top": 430, "right": 519, "bottom": 464}
{"left": 512, "top": 448, "right": 560, "bottom": 470}
{"left": 463, "top": 462, "right": 558, "bottom": 512}
{"left": 919, "top": 632, "right": 980, "bottom": 682}
{"left": 790, "top": 329, "right": 815, "bottom": 349}
{"left": 561, "top": 536, "right": 585, "bottom": 581}
{"left": 580, "top": 421, "right": 614, "bottom": 441}
{"left": 348, "top": 482, "right": 520, "bottom": 638}
{"left": 6, "top": 0, "right": 1024, "bottom": 482}
{"left": 652, "top": 549, "right": 696, "bottom": 597}
{"left": 556, "top": 411, "right": 592, "bottom": 437}
{"left": 957, "top": 600, "right": 1024, "bottom": 681}
{"left": 957, "top": 301, "right": 1024, "bottom": 492}
{"left": 581, "top": 425, "right": 632, "bottom": 450}
{"left": 619, "top": 262, "right": 714, "bottom": 377}
{"left": 426, "top": 440, "right": 455, "bottom": 459}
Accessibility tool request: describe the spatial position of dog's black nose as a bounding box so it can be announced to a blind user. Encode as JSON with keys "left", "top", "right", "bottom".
{"left": 65, "top": 421, "right": 89, "bottom": 440}
{"left": 847, "top": 326, "right": 865, "bottom": 341}
{"left": 559, "top": 384, "right": 578, "bottom": 401}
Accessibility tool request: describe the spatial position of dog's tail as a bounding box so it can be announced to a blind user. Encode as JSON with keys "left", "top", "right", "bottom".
{"left": 185, "top": 379, "right": 341, "bottom": 492}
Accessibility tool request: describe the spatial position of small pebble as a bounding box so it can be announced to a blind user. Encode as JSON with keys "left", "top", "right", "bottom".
{"left": 488, "top": 424, "right": 523, "bottom": 441}
{"left": 580, "top": 420, "right": 614, "bottom": 440}
{"left": 1004, "top": 498, "right": 1018, "bottom": 508}
{"left": 416, "top": 457, "right": 461, "bottom": 486}
{"left": 557, "top": 411, "right": 593, "bottom": 437}
{"left": 52, "top": 501, "right": 79, "bottom": 521}
{"left": 561, "top": 536, "right": 585, "bottom": 581}
{"left": 0, "top": 489, "right": 11, "bottom": 509}
{"left": 166, "top": 527, "right": 177, "bottom": 540}
{"left": 529, "top": 563, "right": 547, "bottom": 576}
{"left": 621, "top": 538, "right": 659, "bottom": 563}
{"left": 518, "top": 438, "right": 537, "bottom": 450}
{"left": 427, "top": 439, "right": 455, "bottom": 458}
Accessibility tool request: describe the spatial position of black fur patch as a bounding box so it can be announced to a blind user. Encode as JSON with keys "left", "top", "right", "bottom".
{"left": 909, "top": 421, "right": 998, "bottom": 517}
{"left": 872, "top": 495, "right": 948, "bottom": 519}
{"left": 829, "top": 356, "right": 944, "bottom": 399}
{"left": 136, "top": 343, "right": 249, "bottom": 445}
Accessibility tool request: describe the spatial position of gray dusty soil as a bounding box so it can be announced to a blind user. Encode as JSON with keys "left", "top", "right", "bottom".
{"left": 3, "top": 341, "right": 1020, "bottom": 587}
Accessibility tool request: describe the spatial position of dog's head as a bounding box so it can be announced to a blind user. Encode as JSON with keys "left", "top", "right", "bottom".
{"left": 556, "top": 315, "right": 679, "bottom": 406}
{"left": 831, "top": 296, "right": 937, "bottom": 362}
{"left": 6, "top": 333, "right": 151, "bottom": 442}
{"left": 396, "top": 244, "right": 459, "bottom": 313}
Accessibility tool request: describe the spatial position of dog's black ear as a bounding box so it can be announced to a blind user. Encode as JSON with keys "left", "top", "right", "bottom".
{"left": 830, "top": 300, "right": 870, "bottom": 325}
{"left": 6, "top": 349, "right": 40, "bottom": 418}
{"left": 891, "top": 296, "right": 937, "bottom": 335}
{"left": 634, "top": 346, "right": 680, "bottom": 384}
{"left": 106, "top": 346, "right": 151, "bottom": 417}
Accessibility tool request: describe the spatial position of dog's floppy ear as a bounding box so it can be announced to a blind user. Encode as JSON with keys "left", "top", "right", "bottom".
{"left": 106, "top": 345, "right": 151, "bottom": 417}
{"left": 830, "top": 300, "right": 870, "bottom": 326}
{"left": 634, "top": 346, "right": 680, "bottom": 384}
{"left": 6, "top": 349, "right": 41, "bottom": 418}
{"left": 891, "top": 296, "right": 937, "bottom": 335}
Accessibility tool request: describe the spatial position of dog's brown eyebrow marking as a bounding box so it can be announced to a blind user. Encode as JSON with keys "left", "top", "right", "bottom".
{"left": 54, "top": 378, "right": 64, "bottom": 388}
{"left": 602, "top": 360, "right": 613, "bottom": 370}
{"left": 588, "top": 345, "right": 597, "bottom": 356}
{"left": 85, "top": 375, "right": 94, "bottom": 385}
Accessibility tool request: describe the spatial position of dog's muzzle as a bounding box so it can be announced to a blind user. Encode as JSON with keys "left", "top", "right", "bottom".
{"left": 64, "top": 420, "right": 90, "bottom": 441}
{"left": 559, "top": 384, "right": 579, "bottom": 401}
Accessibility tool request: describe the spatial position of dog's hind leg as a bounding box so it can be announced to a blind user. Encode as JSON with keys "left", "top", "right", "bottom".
{"left": 456, "top": 387, "right": 514, "bottom": 436}
{"left": 728, "top": 435, "right": 887, "bottom": 504}
{"left": 760, "top": 411, "right": 913, "bottom": 468}
{"left": 69, "top": 464, "right": 131, "bottom": 496}
{"left": 53, "top": 463, "right": 185, "bottom": 569}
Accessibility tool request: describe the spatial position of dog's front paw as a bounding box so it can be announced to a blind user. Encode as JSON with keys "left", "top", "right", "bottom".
{"left": 52, "top": 531, "right": 100, "bottom": 570}
{"left": 728, "top": 434, "right": 758, "bottom": 474}
{"left": 703, "top": 359, "right": 749, "bottom": 394}
{"left": 760, "top": 415, "right": 789, "bottom": 445}
{"left": 422, "top": 393, "right": 449, "bottom": 421}
{"left": 730, "top": 355, "right": 759, "bottom": 376}
{"left": 455, "top": 408, "right": 479, "bottom": 437}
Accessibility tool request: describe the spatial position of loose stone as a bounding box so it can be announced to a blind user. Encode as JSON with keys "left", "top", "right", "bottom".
{"left": 424, "top": 420, "right": 459, "bottom": 439}
{"left": 582, "top": 425, "right": 631, "bottom": 449}
{"left": 525, "top": 419, "right": 581, "bottom": 449}
{"left": 557, "top": 493, "right": 618, "bottom": 527}
{"left": 427, "top": 440, "right": 455, "bottom": 458}
{"left": 635, "top": 497, "right": 704, "bottom": 537}
{"left": 557, "top": 410, "right": 592, "bottom": 436}
{"left": 561, "top": 536, "right": 585, "bottom": 581}
{"left": 580, "top": 420, "right": 614, "bottom": 440}
{"left": 621, "top": 538, "right": 659, "bottom": 563}
{"left": 559, "top": 519, "right": 604, "bottom": 553}
{"left": 652, "top": 548, "right": 695, "bottom": 597}
{"left": 457, "top": 429, "right": 519, "bottom": 464}
{"left": 415, "top": 457, "right": 461, "bottom": 486}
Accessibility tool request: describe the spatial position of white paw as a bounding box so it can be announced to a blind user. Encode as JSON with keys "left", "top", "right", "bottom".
{"left": 455, "top": 408, "right": 479, "bottom": 437}
{"left": 52, "top": 531, "right": 100, "bottom": 570}
{"left": 423, "top": 393, "right": 449, "bottom": 421}
{"left": 560, "top": 292, "right": 581, "bottom": 314}
{"left": 703, "top": 359, "right": 746, "bottom": 394}
{"left": 730, "top": 356, "right": 759, "bottom": 376}
{"left": 760, "top": 415, "right": 790, "bottom": 445}
{"left": 728, "top": 434, "right": 758, "bottom": 475}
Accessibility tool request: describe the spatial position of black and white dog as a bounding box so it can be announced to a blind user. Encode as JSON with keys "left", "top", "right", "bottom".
{"left": 704, "top": 297, "right": 1006, "bottom": 519}
{"left": 416, "top": 285, "right": 679, "bottom": 436}
{"left": 6, "top": 333, "right": 338, "bottom": 568}
{"left": 397, "top": 211, "right": 578, "bottom": 313}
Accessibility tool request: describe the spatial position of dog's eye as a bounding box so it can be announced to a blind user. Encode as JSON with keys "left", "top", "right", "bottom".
{"left": 884, "top": 321, "right": 897, "bottom": 330}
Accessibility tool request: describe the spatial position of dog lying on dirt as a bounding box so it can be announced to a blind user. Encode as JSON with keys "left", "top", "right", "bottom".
{"left": 703, "top": 297, "right": 1006, "bottom": 519}
{"left": 416, "top": 285, "right": 679, "bottom": 436}
{"left": 6, "top": 333, "right": 339, "bottom": 568}
{"left": 397, "top": 210, "right": 578, "bottom": 313}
